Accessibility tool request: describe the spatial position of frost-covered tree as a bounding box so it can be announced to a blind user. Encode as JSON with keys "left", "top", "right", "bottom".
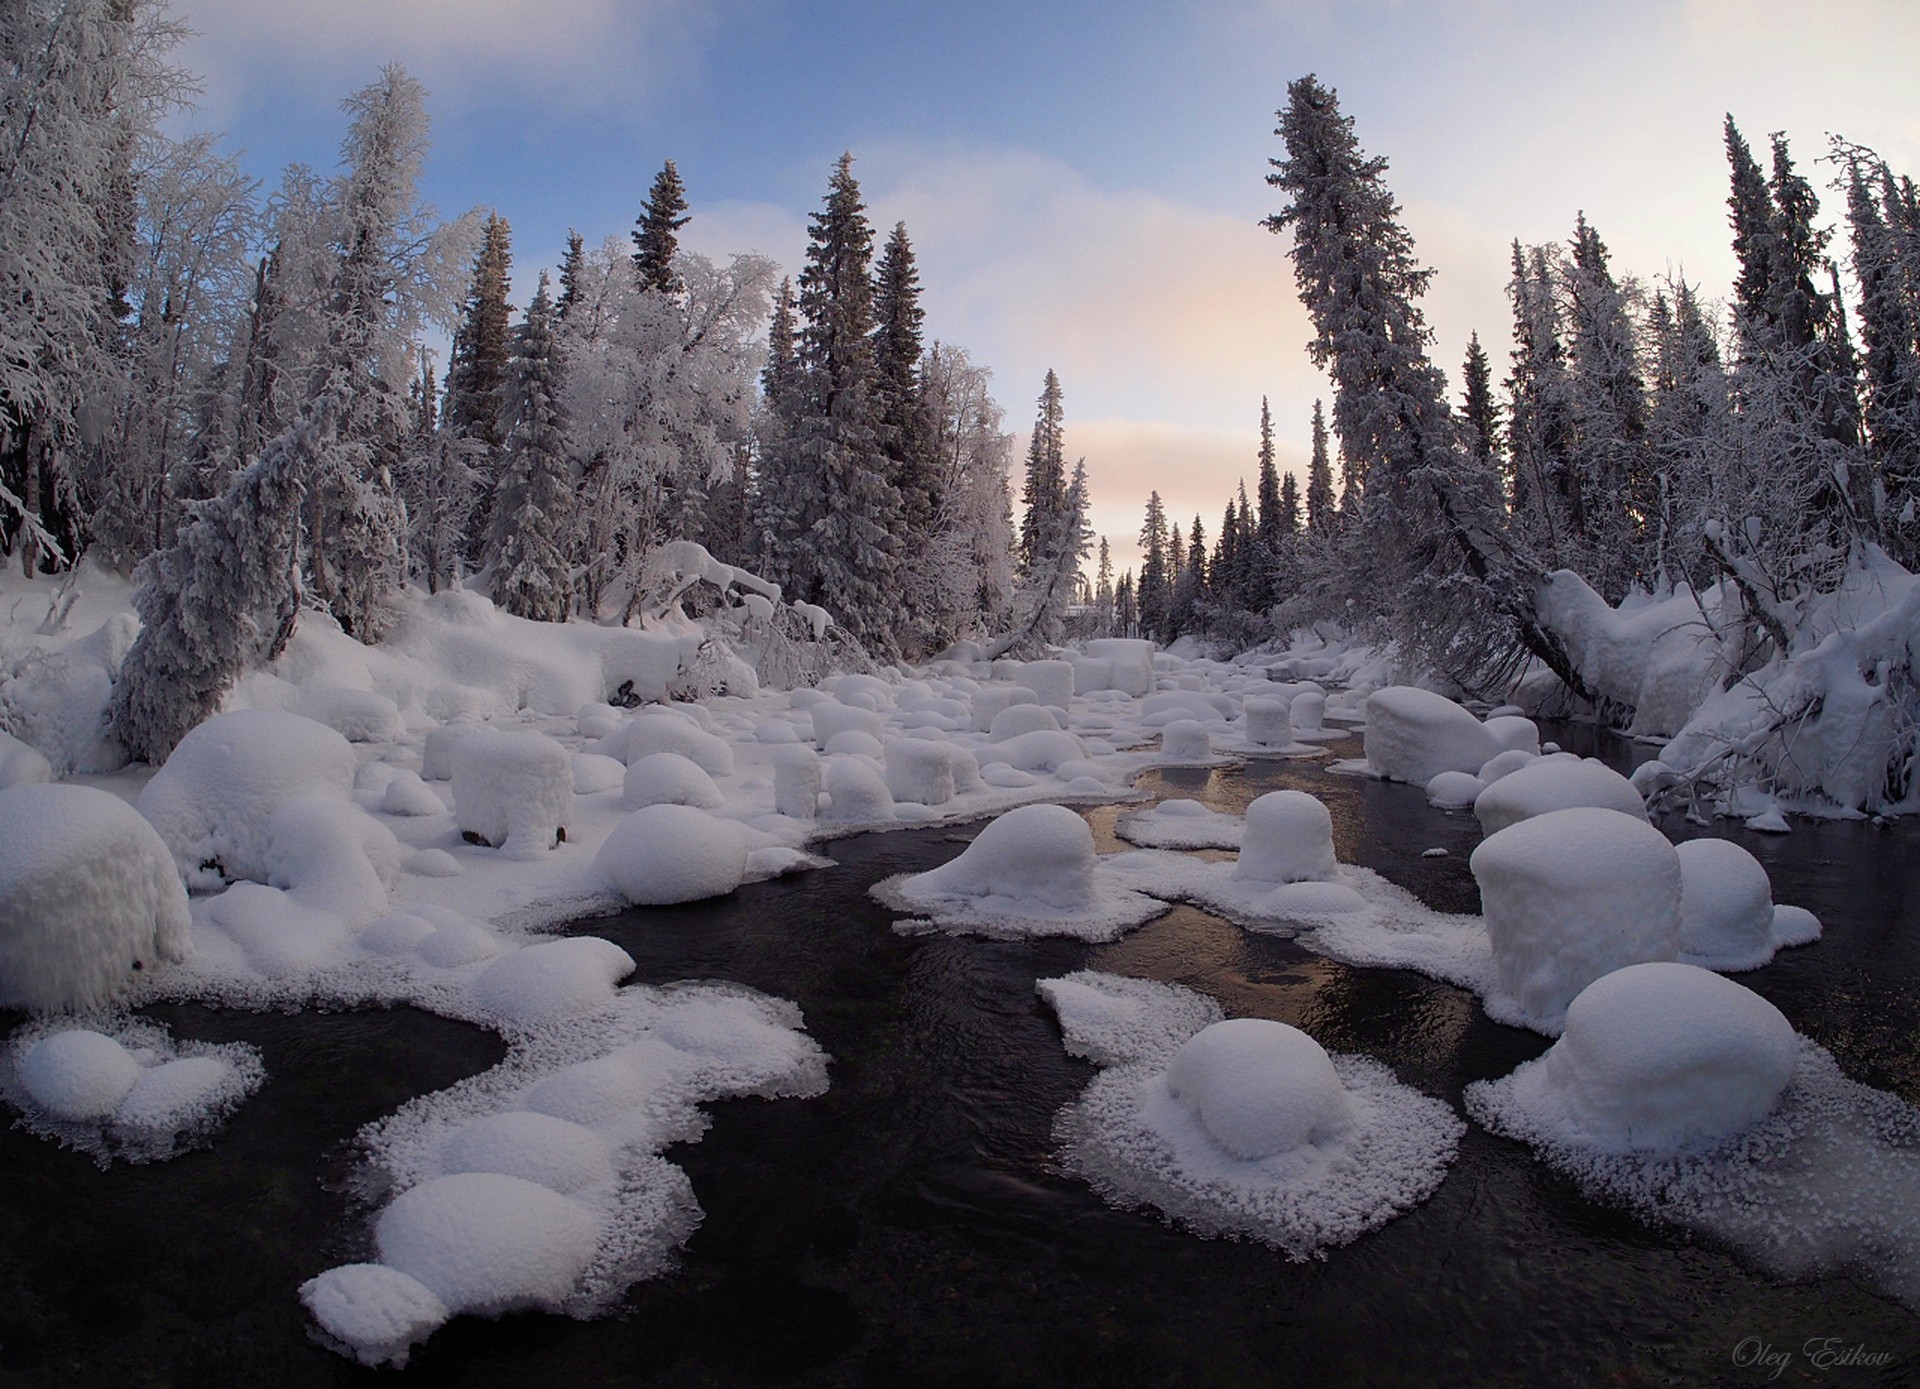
{"left": 1505, "top": 240, "right": 1577, "bottom": 552}
{"left": 1644, "top": 277, "right": 1729, "bottom": 587}
{"left": 563, "top": 236, "right": 776, "bottom": 617}
{"left": 1562, "top": 213, "right": 1653, "bottom": 599}
{"left": 911, "top": 341, "right": 1015, "bottom": 645}
{"left": 1267, "top": 74, "right": 1563, "bottom": 694}
{"left": 1460, "top": 332, "right": 1500, "bottom": 473}
{"left": 1253, "top": 396, "right": 1283, "bottom": 608}
{"left": 89, "top": 132, "right": 260, "bottom": 565}
{"left": 108, "top": 404, "right": 318, "bottom": 763}
{"left": 632, "top": 159, "right": 689, "bottom": 297}
{"left": 487, "top": 275, "right": 571, "bottom": 621}
{"left": 1, "top": 0, "right": 186, "bottom": 573}
{"left": 1840, "top": 145, "right": 1920, "bottom": 564}
{"left": 303, "top": 66, "right": 437, "bottom": 639}
{"left": 397, "top": 347, "right": 477, "bottom": 593}
{"left": 994, "top": 452, "right": 1090, "bottom": 656}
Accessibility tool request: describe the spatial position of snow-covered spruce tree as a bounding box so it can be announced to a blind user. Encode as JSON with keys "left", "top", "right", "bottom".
{"left": 750, "top": 276, "right": 807, "bottom": 595}
{"left": 107, "top": 404, "right": 319, "bottom": 763}
{"left": 1303, "top": 399, "right": 1335, "bottom": 536}
{"left": 1561, "top": 212, "right": 1654, "bottom": 600}
{"left": 486, "top": 275, "right": 572, "bottom": 621}
{"left": 1094, "top": 534, "right": 1114, "bottom": 636}
{"left": 1643, "top": 277, "right": 1728, "bottom": 589}
{"left": 991, "top": 452, "right": 1090, "bottom": 657}
{"left": 873, "top": 221, "right": 943, "bottom": 651}
{"left": 1, "top": 0, "right": 184, "bottom": 574}
{"left": 398, "top": 347, "right": 478, "bottom": 593}
{"left": 304, "top": 66, "right": 438, "bottom": 641}
{"left": 632, "top": 159, "right": 689, "bottom": 297}
{"left": 788, "top": 154, "right": 900, "bottom": 652}
{"left": 1504, "top": 240, "right": 1578, "bottom": 558}
{"left": 1718, "top": 119, "right": 1869, "bottom": 582}
{"left": 445, "top": 210, "right": 512, "bottom": 566}
{"left": 1460, "top": 333, "right": 1500, "bottom": 479}
{"left": 1839, "top": 145, "right": 1920, "bottom": 565}
{"left": 1267, "top": 74, "right": 1573, "bottom": 696}
{"left": 1114, "top": 569, "right": 1137, "bottom": 637}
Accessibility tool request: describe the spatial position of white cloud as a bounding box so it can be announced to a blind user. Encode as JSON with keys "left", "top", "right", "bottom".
{"left": 169, "top": 0, "right": 721, "bottom": 126}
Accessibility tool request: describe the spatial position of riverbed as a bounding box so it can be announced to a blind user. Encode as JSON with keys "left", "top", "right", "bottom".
{"left": 2, "top": 730, "right": 1915, "bottom": 1386}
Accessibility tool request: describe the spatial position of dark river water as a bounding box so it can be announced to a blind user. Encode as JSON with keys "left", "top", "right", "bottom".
{"left": 2, "top": 729, "right": 1917, "bottom": 1388}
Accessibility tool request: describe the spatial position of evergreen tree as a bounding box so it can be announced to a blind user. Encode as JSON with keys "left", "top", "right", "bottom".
{"left": 1278, "top": 468, "right": 1299, "bottom": 539}
{"left": 790, "top": 153, "right": 899, "bottom": 650}
{"left": 1842, "top": 147, "right": 1920, "bottom": 562}
{"left": 1115, "top": 569, "right": 1138, "bottom": 638}
{"left": 556, "top": 229, "right": 586, "bottom": 322}
{"left": 1643, "top": 277, "right": 1727, "bottom": 587}
{"left": 1460, "top": 332, "right": 1500, "bottom": 470}
{"left": 1254, "top": 396, "right": 1283, "bottom": 606}
{"left": 1138, "top": 489, "right": 1170, "bottom": 639}
{"left": 632, "top": 158, "right": 689, "bottom": 296}
{"left": 1267, "top": 74, "right": 1535, "bottom": 692}
{"left": 1095, "top": 534, "right": 1114, "bottom": 635}
{"left": 1, "top": 0, "right": 170, "bottom": 574}
{"left": 487, "top": 275, "right": 572, "bottom": 621}
{"left": 397, "top": 347, "right": 475, "bottom": 593}
{"left": 1304, "top": 398, "right": 1335, "bottom": 534}
{"left": 1563, "top": 212, "right": 1652, "bottom": 598}
{"left": 445, "top": 210, "right": 512, "bottom": 564}
{"left": 1019, "top": 369, "right": 1068, "bottom": 575}
{"left": 1505, "top": 240, "right": 1577, "bottom": 552}
{"left": 873, "top": 222, "right": 936, "bottom": 531}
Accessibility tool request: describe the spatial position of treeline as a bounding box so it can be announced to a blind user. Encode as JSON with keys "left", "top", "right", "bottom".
{"left": 1124, "top": 78, "right": 1920, "bottom": 705}
{"left": 1, "top": 3, "right": 1110, "bottom": 758}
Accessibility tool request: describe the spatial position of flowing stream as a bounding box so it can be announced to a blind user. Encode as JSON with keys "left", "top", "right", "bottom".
{"left": 2, "top": 727, "right": 1916, "bottom": 1386}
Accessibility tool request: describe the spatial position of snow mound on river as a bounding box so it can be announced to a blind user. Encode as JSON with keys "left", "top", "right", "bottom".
{"left": 1042, "top": 972, "right": 1463, "bottom": 1258}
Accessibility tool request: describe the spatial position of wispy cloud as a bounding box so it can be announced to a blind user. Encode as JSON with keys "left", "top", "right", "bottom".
{"left": 170, "top": 0, "right": 725, "bottom": 127}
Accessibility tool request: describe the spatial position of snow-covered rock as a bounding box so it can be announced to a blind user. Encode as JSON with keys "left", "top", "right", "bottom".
{"left": 595, "top": 804, "right": 747, "bottom": 906}
{"left": 1159, "top": 719, "right": 1212, "bottom": 761}
{"left": 1473, "top": 962, "right": 1798, "bottom": 1154}
{"left": 375, "top": 1172, "right": 602, "bottom": 1315}
{"left": 1234, "top": 790, "right": 1339, "bottom": 885}
{"left": 137, "top": 709, "right": 357, "bottom": 886}
{"left": 301, "top": 1264, "right": 450, "bottom": 1369}
{"left": 1244, "top": 696, "right": 1291, "bottom": 748}
{"left": 469, "top": 938, "right": 635, "bottom": 1024}
{"left": 0, "top": 730, "right": 53, "bottom": 789}
{"left": 1165, "top": 1018, "right": 1354, "bottom": 1161}
{"left": 1676, "top": 836, "right": 1820, "bottom": 970}
{"left": 0, "top": 782, "right": 192, "bottom": 1011}
{"left": 988, "top": 703, "right": 1061, "bottom": 741}
{"left": 452, "top": 731, "right": 574, "bottom": 855}
{"left": 771, "top": 745, "right": 821, "bottom": 819}
{"left": 622, "top": 752, "right": 725, "bottom": 811}
{"left": 1469, "top": 807, "right": 1682, "bottom": 1033}
{"left": 297, "top": 686, "right": 407, "bottom": 744}
{"left": 17, "top": 1028, "right": 142, "bottom": 1120}
{"left": 1363, "top": 687, "right": 1499, "bottom": 783}
{"left": 822, "top": 756, "right": 894, "bottom": 821}
{"left": 1472, "top": 756, "right": 1647, "bottom": 836}
{"left": 883, "top": 739, "right": 956, "bottom": 806}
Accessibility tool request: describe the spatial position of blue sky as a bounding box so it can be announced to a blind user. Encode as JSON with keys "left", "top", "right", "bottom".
{"left": 170, "top": 0, "right": 1920, "bottom": 568}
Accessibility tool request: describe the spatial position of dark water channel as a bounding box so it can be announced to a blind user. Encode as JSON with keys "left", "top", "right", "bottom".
{"left": 3, "top": 728, "right": 1918, "bottom": 1387}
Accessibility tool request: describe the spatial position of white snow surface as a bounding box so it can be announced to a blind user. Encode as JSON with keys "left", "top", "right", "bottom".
{"left": 1041, "top": 972, "right": 1463, "bottom": 1258}
{"left": 453, "top": 730, "right": 575, "bottom": 856}
{"left": 1233, "top": 790, "right": 1339, "bottom": 885}
{"left": 1113, "top": 798, "right": 1243, "bottom": 851}
{"left": 596, "top": 804, "right": 748, "bottom": 906}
